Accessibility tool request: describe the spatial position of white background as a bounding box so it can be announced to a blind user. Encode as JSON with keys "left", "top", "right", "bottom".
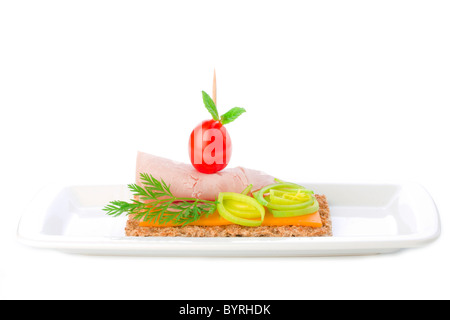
{"left": 1, "top": 0, "right": 449, "bottom": 300}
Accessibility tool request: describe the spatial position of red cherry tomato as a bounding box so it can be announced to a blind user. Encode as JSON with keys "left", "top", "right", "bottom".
{"left": 188, "top": 119, "right": 232, "bottom": 174}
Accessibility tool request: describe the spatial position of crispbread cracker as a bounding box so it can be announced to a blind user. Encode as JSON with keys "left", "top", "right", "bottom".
{"left": 125, "top": 194, "right": 332, "bottom": 237}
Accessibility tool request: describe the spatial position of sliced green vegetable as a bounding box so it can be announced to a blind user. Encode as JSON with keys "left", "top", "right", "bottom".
{"left": 223, "top": 198, "right": 261, "bottom": 219}
{"left": 253, "top": 181, "right": 319, "bottom": 219}
{"left": 217, "top": 192, "right": 265, "bottom": 227}
{"left": 269, "top": 189, "right": 298, "bottom": 198}
{"left": 263, "top": 195, "right": 314, "bottom": 210}
{"left": 270, "top": 188, "right": 311, "bottom": 200}
{"left": 270, "top": 198, "right": 319, "bottom": 217}
{"left": 255, "top": 182, "right": 309, "bottom": 207}
{"left": 270, "top": 195, "right": 303, "bottom": 206}
{"left": 241, "top": 184, "right": 253, "bottom": 196}
{"left": 223, "top": 203, "right": 261, "bottom": 219}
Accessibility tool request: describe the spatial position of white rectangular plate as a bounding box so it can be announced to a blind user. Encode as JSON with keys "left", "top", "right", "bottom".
{"left": 17, "top": 182, "right": 440, "bottom": 256}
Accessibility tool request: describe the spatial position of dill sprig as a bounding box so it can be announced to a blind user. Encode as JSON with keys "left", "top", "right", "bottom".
{"left": 103, "top": 173, "right": 217, "bottom": 227}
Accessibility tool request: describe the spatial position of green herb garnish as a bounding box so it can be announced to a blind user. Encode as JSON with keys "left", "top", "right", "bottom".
{"left": 103, "top": 173, "right": 218, "bottom": 226}
{"left": 202, "top": 91, "right": 220, "bottom": 121}
{"left": 220, "top": 107, "right": 246, "bottom": 125}
{"left": 201, "top": 91, "right": 246, "bottom": 124}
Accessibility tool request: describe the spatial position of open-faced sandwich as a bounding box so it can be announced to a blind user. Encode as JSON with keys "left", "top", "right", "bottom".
{"left": 103, "top": 75, "right": 332, "bottom": 237}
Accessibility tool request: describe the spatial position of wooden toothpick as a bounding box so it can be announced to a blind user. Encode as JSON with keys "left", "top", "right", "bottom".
{"left": 212, "top": 69, "right": 217, "bottom": 106}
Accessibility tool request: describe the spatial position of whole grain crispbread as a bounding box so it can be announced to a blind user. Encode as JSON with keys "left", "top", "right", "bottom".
{"left": 125, "top": 194, "right": 332, "bottom": 237}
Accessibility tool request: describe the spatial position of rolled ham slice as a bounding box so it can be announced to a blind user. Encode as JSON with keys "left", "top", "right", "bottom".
{"left": 136, "top": 151, "right": 276, "bottom": 201}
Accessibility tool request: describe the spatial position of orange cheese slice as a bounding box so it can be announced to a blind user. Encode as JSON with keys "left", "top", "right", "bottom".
{"left": 138, "top": 208, "right": 322, "bottom": 228}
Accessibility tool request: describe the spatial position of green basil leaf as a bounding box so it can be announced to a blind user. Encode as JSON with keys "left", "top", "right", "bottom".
{"left": 220, "top": 107, "right": 246, "bottom": 125}
{"left": 202, "top": 91, "right": 219, "bottom": 120}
